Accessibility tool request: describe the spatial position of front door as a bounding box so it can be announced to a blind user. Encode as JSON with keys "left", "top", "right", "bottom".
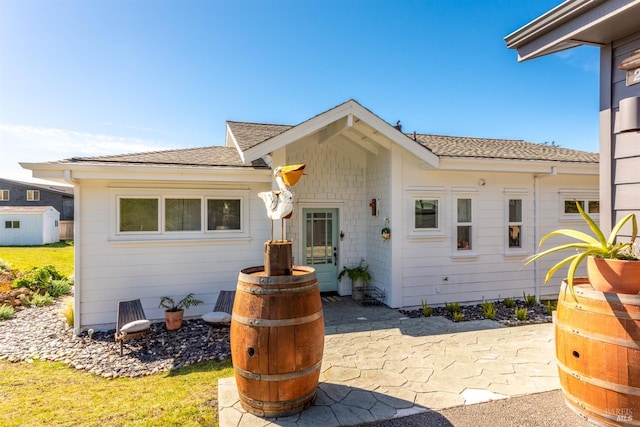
{"left": 302, "top": 208, "right": 338, "bottom": 293}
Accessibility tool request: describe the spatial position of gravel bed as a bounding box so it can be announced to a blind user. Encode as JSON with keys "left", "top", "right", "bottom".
{"left": 0, "top": 299, "right": 231, "bottom": 379}
{"left": 400, "top": 299, "right": 554, "bottom": 326}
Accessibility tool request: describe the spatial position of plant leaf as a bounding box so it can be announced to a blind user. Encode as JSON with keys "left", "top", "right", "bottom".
{"left": 575, "top": 201, "right": 607, "bottom": 248}
{"left": 538, "top": 229, "right": 600, "bottom": 247}
{"left": 608, "top": 213, "right": 637, "bottom": 246}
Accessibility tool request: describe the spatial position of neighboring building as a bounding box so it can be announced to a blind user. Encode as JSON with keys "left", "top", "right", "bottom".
{"left": 0, "top": 178, "right": 74, "bottom": 240}
{"left": 0, "top": 206, "right": 60, "bottom": 246}
{"left": 505, "top": 0, "right": 640, "bottom": 239}
{"left": 22, "top": 100, "right": 599, "bottom": 333}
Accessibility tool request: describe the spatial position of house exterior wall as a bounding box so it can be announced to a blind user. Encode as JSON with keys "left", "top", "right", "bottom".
{"left": 75, "top": 179, "right": 271, "bottom": 330}
{"left": 397, "top": 158, "right": 598, "bottom": 308}
{"left": 608, "top": 32, "right": 640, "bottom": 239}
{"left": 0, "top": 179, "right": 74, "bottom": 220}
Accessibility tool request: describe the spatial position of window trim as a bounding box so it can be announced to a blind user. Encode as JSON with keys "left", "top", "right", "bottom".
{"left": 505, "top": 196, "right": 527, "bottom": 255}
{"left": 452, "top": 193, "right": 477, "bottom": 258}
{"left": 27, "top": 189, "right": 40, "bottom": 201}
{"left": 559, "top": 191, "right": 599, "bottom": 221}
{"left": 407, "top": 188, "right": 446, "bottom": 238}
{"left": 0, "top": 190, "right": 9, "bottom": 201}
{"left": 5, "top": 220, "right": 20, "bottom": 229}
{"left": 111, "top": 189, "right": 249, "bottom": 241}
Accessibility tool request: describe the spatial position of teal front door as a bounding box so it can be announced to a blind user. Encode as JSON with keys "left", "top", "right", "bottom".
{"left": 302, "top": 208, "right": 338, "bottom": 293}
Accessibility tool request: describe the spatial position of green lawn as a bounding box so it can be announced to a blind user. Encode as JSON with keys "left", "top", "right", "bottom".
{"left": 0, "top": 241, "right": 74, "bottom": 277}
{"left": 0, "top": 359, "right": 233, "bottom": 427}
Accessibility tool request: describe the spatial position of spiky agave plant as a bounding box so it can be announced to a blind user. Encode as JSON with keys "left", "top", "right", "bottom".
{"left": 525, "top": 200, "right": 637, "bottom": 295}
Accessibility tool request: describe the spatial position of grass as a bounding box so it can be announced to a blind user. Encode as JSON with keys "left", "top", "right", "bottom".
{"left": 0, "top": 359, "right": 233, "bottom": 427}
{"left": 0, "top": 241, "right": 74, "bottom": 278}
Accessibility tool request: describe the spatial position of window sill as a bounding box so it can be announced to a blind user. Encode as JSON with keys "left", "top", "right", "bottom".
{"left": 108, "top": 237, "right": 252, "bottom": 247}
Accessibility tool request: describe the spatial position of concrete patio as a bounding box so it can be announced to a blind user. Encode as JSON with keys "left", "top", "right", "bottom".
{"left": 218, "top": 297, "right": 560, "bottom": 426}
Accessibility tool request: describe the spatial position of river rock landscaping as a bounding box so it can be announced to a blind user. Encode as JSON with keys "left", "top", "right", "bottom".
{"left": 401, "top": 299, "right": 554, "bottom": 326}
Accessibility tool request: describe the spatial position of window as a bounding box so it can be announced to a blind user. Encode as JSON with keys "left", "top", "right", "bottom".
{"left": 5, "top": 221, "right": 20, "bottom": 229}
{"left": 456, "top": 198, "right": 472, "bottom": 250}
{"left": 0, "top": 190, "right": 8, "bottom": 201}
{"left": 119, "top": 197, "right": 159, "bottom": 232}
{"left": 27, "top": 190, "right": 40, "bottom": 201}
{"left": 207, "top": 199, "right": 241, "bottom": 231}
{"left": 564, "top": 198, "right": 599, "bottom": 215}
{"left": 115, "top": 192, "right": 246, "bottom": 239}
{"left": 414, "top": 199, "right": 439, "bottom": 230}
{"left": 165, "top": 198, "right": 201, "bottom": 231}
{"left": 508, "top": 199, "right": 523, "bottom": 249}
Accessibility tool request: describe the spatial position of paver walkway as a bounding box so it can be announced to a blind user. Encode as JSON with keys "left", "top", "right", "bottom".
{"left": 218, "top": 298, "right": 559, "bottom": 426}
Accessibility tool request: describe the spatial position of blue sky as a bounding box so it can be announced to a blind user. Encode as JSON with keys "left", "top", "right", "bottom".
{"left": 0, "top": 0, "right": 600, "bottom": 183}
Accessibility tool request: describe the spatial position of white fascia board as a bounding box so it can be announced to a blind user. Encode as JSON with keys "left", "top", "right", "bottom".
{"left": 241, "top": 99, "right": 440, "bottom": 168}
{"left": 505, "top": 0, "right": 639, "bottom": 61}
{"left": 437, "top": 157, "right": 598, "bottom": 175}
{"left": 20, "top": 162, "right": 272, "bottom": 184}
{"left": 225, "top": 124, "right": 240, "bottom": 150}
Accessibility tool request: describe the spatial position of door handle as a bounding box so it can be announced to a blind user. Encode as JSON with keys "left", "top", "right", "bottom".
{"left": 333, "top": 247, "right": 337, "bottom": 266}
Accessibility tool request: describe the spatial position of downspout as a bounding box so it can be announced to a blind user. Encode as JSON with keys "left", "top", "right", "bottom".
{"left": 533, "top": 166, "right": 557, "bottom": 301}
{"left": 63, "top": 170, "right": 81, "bottom": 336}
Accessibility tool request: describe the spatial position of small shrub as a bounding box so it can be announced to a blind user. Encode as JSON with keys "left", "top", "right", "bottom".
{"left": 19, "top": 294, "right": 31, "bottom": 307}
{"left": 30, "top": 292, "right": 55, "bottom": 307}
{"left": 421, "top": 300, "right": 433, "bottom": 317}
{"left": 543, "top": 299, "right": 557, "bottom": 314}
{"left": 61, "top": 298, "right": 74, "bottom": 327}
{"left": 0, "top": 304, "right": 14, "bottom": 320}
{"left": 452, "top": 311, "right": 464, "bottom": 322}
{"left": 445, "top": 302, "right": 461, "bottom": 313}
{"left": 482, "top": 302, "right": 497, "bottom": 320}
{"left": 523, "top": 292, "right": 537, "bottom": 307}
{"left": 515, "top": 307, "right": 528, "bottom": 321}
{"left": 503, "top": 297, "right": 515, "bottom": 308}
{"left": 48, "top": 280, "right": 71, "bottom": 298}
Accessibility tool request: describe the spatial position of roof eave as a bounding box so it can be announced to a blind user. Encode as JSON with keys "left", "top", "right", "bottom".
{"left": 20, "top": 161, "right": 272, "bottom": 184}
{"left": 437, "top": 157, "right": 599, "bottom": 174}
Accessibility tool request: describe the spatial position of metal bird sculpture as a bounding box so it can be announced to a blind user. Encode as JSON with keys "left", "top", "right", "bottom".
{"left": 259, "top": 164, "right": 306, "bottom": 241}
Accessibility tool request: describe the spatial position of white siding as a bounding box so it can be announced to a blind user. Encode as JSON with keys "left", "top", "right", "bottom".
{"left": 0, "top": 207, "right": 59, "bottom": 246}
{"left": 76, "top": 180, "right": 270, "bottom": 329}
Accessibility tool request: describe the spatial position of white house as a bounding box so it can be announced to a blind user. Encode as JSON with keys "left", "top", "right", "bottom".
{"left": 0, "top": 206, "right": 60, "bottom": 246}
{"left": 22, "top": 100, "right": 599, "bottom": 333}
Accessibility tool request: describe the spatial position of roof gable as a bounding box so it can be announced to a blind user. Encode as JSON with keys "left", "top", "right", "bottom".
{"left": 233, "top": 99, "right": 441, "bottom": 168}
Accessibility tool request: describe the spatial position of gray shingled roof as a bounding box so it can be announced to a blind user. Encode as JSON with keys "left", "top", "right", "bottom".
{"left": 65, "top": 146, "right": 269, "bottom": 169}
{"left": 228, "top": 121, "right": 599, "bottom": 164}
{"left": 414, "top": 134, "right": 599, "bottom": 163}
{"left": 227, "top": 121, "right": 292, "bottom": 151}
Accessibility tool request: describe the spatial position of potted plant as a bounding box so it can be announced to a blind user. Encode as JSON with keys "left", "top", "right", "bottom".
{"left": 338, "top": 258, "right": 372, "bottom": 299}
{"left": 525, "top": 200, "right": 639, "bottom": 295}
{"left": 159, "top": 293, "right": 203, "bottom": 330}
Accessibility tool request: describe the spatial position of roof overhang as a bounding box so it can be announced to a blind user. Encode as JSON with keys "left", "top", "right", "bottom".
{"left": 238, "top": 99, "right": 440, "bottom": 168}
{"left": 505, "top": 0, "right": 640, "bottom": 61}
{"left": 19, "top": 161, "right": 272, "bottom": 185}
{"left": 436, "top": 157, "right": 599, "bottom": 175}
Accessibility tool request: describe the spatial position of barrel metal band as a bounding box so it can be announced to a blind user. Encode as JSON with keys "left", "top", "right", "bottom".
{"left": 232, "top": 309, "right": 323, "bottom": 327}
{"left": 556, "top": 320, "right": 640, "bottom": 350}
{"left": 240, "top": 389, "right": 316, "bottom": 408}
{"left": 236, "top": 281, "right": 318, "bottom": 295}
{"left": 233, "top": 360, "right": 322, "bottom": 381}
{"left": 557, "top": 359, "right": 640, "bottom": 396}
{"left": 562, "top": 390, "right": 640, "bottom": 426}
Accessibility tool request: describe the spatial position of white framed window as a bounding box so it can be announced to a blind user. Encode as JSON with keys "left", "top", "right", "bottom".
{"left": 456, "top": 198, "right": 473, "bottom": 251}
{"left": 27, "top": 190, "right": 40, "bottom": 201}
{"left": 560, "top": 191, "right": 599, "bottom": 220}
{"left": 0, "top": 190, "right": 8, "bottom": 201}
{"left": 118, "top": 197, "right": 160, "bottom": 233}
{"left": 5, "top": 220, "right": 20, "bottom": 229}
{"left": 407, "top": 188, "right": 445, "bottom": 238}
{"left": 507, "top": 198, "right": 523, "bottom": 250}
{"left": 113, "top": 189, "right": 248, "bottom": 240}
{"left": 414, "top": 198, "right": 440, "bottom": 230}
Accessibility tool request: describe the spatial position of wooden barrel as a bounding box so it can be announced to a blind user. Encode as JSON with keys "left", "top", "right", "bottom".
{"left": 230, "top": 265, "right": 325, "bottom": 417}
{"left": 555, "top": 279, "right": 640, "bottom": 426}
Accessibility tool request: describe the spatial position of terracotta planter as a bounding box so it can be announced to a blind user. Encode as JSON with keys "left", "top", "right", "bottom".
{"left": 587, "top": 256, "right": 640, "bottom": 294}
{"left": 164, "top": 309, "right": 184, "bottom": 330}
